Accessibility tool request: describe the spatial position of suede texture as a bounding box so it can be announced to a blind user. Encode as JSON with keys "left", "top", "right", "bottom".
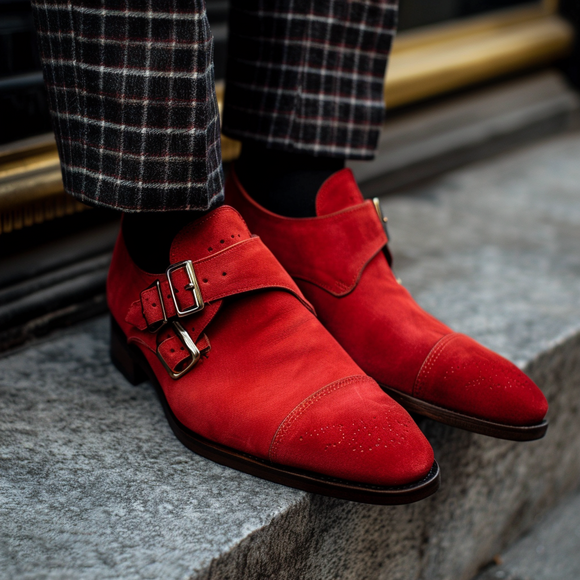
{"left": 107, "top": 205, "right": 435, "bottom": 485}
{"left": 225, "top": 169, "right": 549, "bottom": 427}
{"left": 414, "top": 333, "right": 548, "bottom": 426}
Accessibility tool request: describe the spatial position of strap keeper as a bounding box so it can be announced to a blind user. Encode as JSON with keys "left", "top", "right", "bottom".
{"left": 145, "top": 280, "right": 168, "bottom": 333}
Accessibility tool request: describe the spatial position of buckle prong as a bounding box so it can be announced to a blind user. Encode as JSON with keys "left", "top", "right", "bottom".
{"left": 166, "top": 259, "right": 204, "bottom": 317}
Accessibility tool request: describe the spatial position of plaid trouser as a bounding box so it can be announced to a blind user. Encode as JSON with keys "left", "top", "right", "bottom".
{"left": 32, "top": 0, "right": 398, "bottom": 212}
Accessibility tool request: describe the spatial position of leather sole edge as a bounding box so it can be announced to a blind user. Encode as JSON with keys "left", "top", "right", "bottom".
{"left": 380, "top": 384, "right": 548, "bottom": 442}
{"left": 110, "top": 316, "right": 440, "bottom": 504}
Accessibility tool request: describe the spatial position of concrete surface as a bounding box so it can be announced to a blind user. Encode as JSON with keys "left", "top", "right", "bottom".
{"left": 475, "top": 491, "right": 580, "bottom": 580}
{"left": 2, "top": 131, "right": 580, "bottom": 579}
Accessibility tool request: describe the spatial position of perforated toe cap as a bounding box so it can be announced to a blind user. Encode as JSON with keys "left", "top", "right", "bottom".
{"left": 415, "top": 333, "right": 548, "bottom": 426}
{"left": 270, "top": 375, "right": 435, "bottom": 486}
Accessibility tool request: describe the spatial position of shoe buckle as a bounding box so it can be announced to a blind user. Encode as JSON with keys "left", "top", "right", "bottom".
{"left": 372, "top": 198, "right": 402, "bottom": 284}
{"left": 166, "top": 259, "right": 204, "bottom": 317}
{"left": 157, "top": 321, "right": 201, "bottom": 380}
{"left": 373, "top": 198, "right": 389, "bottom": 231}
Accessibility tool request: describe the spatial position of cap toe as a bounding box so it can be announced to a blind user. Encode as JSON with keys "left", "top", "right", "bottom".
{"left": 415, "top": 333, "right": 548, "bottom": 426}
{"left": 270, "top": 375, "right": 435, "bottom": 486}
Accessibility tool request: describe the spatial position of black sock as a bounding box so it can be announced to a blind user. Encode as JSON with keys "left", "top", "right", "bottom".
{"left": 123, "top": 210, "right": 207, "bottom": 273}
{"left": 235, "top": 143, "right": 345, "bottom": 218}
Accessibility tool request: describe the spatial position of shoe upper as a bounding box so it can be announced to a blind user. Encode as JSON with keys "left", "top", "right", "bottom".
{"left": 225, "top": 168, "right": 548, "bottom": 427}
{"left": 107, "top": 205, "right": 434, "bottom": 485}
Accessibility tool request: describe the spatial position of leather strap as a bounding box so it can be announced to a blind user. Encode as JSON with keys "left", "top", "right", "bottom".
{"left": 128, "top": 324, "right": 211, "bottom": 375}
{"left": 125, "top": 236, "right": 314, "bottom": 332}
{"left": 128, "top": 301, "right": 219, "bottom": 355}
{"left": 256, "top": 201, "right": 388, "bottom": 296}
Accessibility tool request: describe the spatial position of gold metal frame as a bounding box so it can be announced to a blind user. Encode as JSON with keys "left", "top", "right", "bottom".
{"left": 385, "top": 0, "right": 572, "bottom": 107}
{"left": 0, "top": 0, "right": 574, "bottom": 233}
{"left": 0, "top": 135, "right": 88, "bottom": 234}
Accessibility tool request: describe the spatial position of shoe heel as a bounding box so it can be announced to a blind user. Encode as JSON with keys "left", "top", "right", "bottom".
{"left": 110, "top": 317, "right": 147, "bottom": 386}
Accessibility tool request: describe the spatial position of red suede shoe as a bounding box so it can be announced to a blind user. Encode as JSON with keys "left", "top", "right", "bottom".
{"left": 226, "top": 169, "right": 549, "bottom": 441}
{"left": 107, "top": 205, "right": 439, "bottom": 504}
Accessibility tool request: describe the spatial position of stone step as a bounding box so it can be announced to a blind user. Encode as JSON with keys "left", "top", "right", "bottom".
{"left": 2, "top": 131, "right": 580, "bottom": 579}
{"left": 474, "top": 490, "right": 580, "bottom": 580}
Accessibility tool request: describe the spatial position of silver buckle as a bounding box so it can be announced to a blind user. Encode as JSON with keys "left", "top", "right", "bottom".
{"left": 166, "top": 260, "right": 204, "bottom": 317}
{"left": 157, "top": 321, "right": 200, "bottom": 380}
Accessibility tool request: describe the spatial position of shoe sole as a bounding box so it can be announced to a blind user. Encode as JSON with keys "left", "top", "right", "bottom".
{"left": 110, "top": 317, "right": 440, "bottom": 504}
{"left": 380, "top": 384, "right": 548, "bottom": 441}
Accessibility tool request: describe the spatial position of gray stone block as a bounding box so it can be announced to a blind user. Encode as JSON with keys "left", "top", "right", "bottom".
{"left": 0, "top": 318, "right": 307, "bottom": 580}
{"left": 474, "top": 491, "right": 580, "bottom": 580}
{"left": 2, "top": 132, "right": 580, "bottom": 579}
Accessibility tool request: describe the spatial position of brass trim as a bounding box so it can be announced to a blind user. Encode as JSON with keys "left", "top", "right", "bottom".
{"left": 394, "top": 2, "right": 557, "bottom": 52}
{"left": 386, "top": 5, "right": 573, "bottom": 107}
{"left": 0, "top": 152, "right": 64, "bottom": 209}
{"left": 0, "top": 2, "right": 574, "bottom": 228}
{"left": 216, "top": 81, "right": 242, "bottom": 162}
{"left": 0, "top": 194, "right": 88, "bottom": 235}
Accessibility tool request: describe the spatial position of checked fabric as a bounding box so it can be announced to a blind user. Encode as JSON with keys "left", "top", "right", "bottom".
{"left": 224, "top": 0, "right": 398, "bottom": 161}
{"left": 32, "top": 0, "right": 399, "bottom": 212}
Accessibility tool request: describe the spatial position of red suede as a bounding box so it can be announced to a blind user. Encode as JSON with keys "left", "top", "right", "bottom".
{"left": 226, "top": 168, "right": 549, "bottom": 427}
{"left": 107, "top": 205, "right": 434, "bottom": 485}
{"left": 414, "top": 334, "right": 548, "bottom": 425}
{"left": 271, "top": 376, "right": 435, "bottom": 484}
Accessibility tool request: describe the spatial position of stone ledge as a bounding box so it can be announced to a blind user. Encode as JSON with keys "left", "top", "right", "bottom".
{"left": 2, "top": 132, "right": 580, "bottom": 579}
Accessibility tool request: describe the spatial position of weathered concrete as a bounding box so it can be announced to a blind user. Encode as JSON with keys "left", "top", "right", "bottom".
{"left": 0, "top": 317, "right": 303, "bottom": 580}
{"left": 2, "top": 132, "right": 580, "bottom": 579}
{"left": 474, "top": 490, "right": 580, "bottom": 580}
